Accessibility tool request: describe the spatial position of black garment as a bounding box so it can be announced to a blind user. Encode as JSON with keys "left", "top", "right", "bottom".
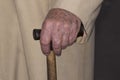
{"left": 95, "top": 0, "right": 120, "bottom": 80}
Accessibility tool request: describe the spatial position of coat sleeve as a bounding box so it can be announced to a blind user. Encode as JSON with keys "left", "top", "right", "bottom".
{"left": 52, "top": 0, "right": 103, "bottom": 43}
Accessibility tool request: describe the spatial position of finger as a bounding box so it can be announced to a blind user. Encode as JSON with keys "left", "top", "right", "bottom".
{"left": 40, "top": 23, "right": 52, "bottom": 55}
{"left": 61, "top": 26, "right": 69, "bottom": 49}
{"left": 69, "top": 23, "right": 78, "bottom": 45}
{"left": 52, "top": 26, "right": 62, "bottom": 56}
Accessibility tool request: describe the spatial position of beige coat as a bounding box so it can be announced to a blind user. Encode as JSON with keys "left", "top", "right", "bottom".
{"left": 0, "top": 0, "right": 103, "bottom": 80}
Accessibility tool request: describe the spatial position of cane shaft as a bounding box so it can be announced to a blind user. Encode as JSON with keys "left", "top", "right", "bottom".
{"left": 47, "top": 51, "right": 57, "bottom": 80}
{"left": 33, "top": 26, "right": 84, "bottom": 80}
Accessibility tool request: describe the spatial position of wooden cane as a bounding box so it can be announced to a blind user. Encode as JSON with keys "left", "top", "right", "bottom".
{"left": 47, "top": 51, "right": 57, "bottom": 80}
{"left": 33, "top": 29, "right": 57, "bottom": 80}
{"left": 33, "top": 25, "right": 84, "bottom": 80}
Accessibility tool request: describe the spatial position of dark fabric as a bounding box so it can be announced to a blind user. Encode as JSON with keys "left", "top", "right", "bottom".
{"left": 94, "top": 0, "right": 120, "bottom": 80}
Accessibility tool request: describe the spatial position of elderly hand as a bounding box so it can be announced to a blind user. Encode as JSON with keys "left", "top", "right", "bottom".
{"left": 40, "top": 8, "right": 81, "bottom": 56}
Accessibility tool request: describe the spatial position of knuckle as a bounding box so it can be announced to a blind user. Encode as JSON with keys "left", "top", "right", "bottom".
{"left": 41, "top": 39, "right": 49, "bottom": 45}
{"left": 53, "top": 44, "right": 60, "bottom": 49}
{"left": 64, "top": 23, "right": 70, "bottom": 28}
{"left": 53, "top": 41, "right": 61, "bottom": 49}
{"left": 55, "top": 21, "right": 61, "bottom": 26}
{"left": 53, "top": 39, "right": 61, "bottom": 45}
{"left": 43, "top": 19, "right": 54, "bottom": 27}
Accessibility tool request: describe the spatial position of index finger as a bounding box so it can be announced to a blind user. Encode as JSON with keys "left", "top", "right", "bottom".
{"left": 40, "top": 26, "right": 52, "bottom": 55}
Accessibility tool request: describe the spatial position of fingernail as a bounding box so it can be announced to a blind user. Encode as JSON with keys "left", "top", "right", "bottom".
{"left": 44, "top": 53, "right": 49, "bottom": 56}
{"left": 42, "top": 51, "right": 50, "bottom": 56}
{"left": 56, "top": 53, "right": 61, "bottom": 56}
{"left": 56, "top": 51, "right": 62, "bottom": 56}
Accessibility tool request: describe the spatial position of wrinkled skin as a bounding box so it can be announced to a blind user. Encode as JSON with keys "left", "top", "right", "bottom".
{"left": 40, "top": 8, "right": 81, "bottom": 56}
